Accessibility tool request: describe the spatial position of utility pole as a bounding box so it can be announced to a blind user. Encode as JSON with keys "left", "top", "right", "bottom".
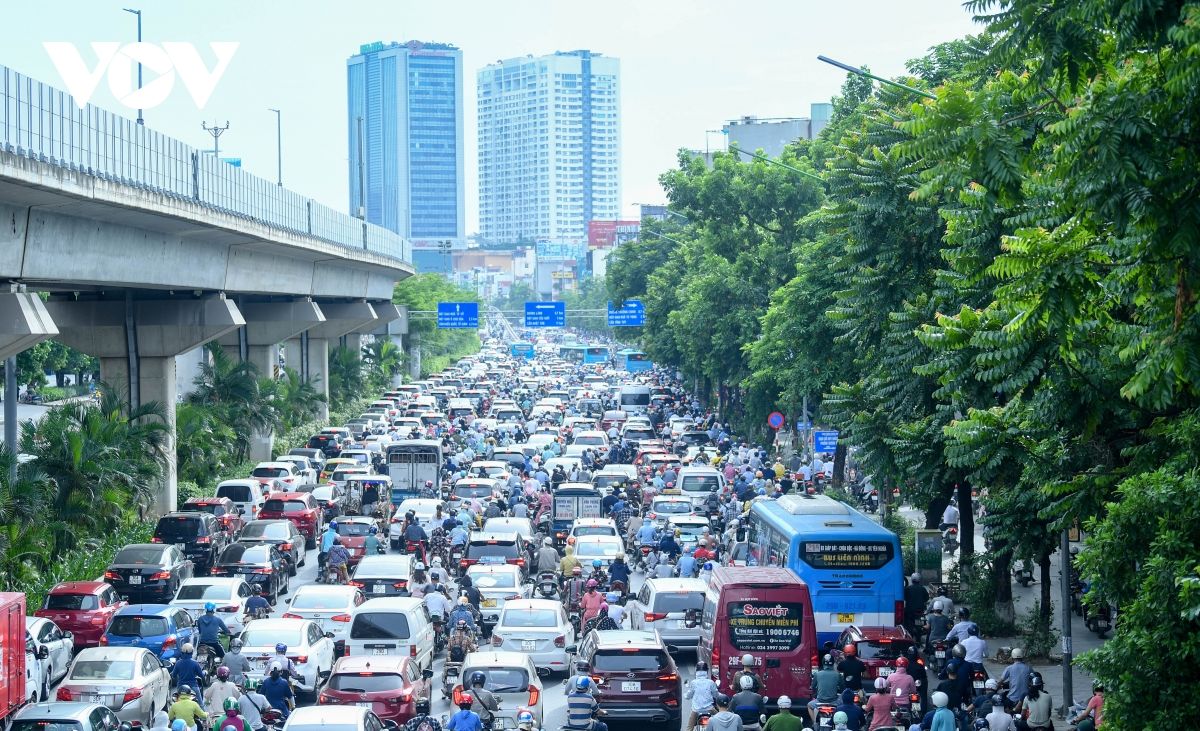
{"left": 123, "top": 8, "right": 143, "bottom": 125}
{"left": 356, "top": 116, "right": 366, "bottom": 219}
{"left": 1059, "top": 528, "right": 1074, "bottom": 714}
{"left": 268, "top": 108, "right": 282, "bottom": 185}
{"left": 201, "top": 120, "right": 230, "bottom": 159}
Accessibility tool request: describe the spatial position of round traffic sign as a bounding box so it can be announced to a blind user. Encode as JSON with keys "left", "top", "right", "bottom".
{"left": 767, "top": 411, "right": 785, "bottom": 430}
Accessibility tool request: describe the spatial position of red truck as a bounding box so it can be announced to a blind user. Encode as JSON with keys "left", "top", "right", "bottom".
{"left": 0, "top": 592, "right": 30, "bottom": 722}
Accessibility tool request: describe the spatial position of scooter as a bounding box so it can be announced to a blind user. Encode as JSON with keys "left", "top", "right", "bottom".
{"left": 942, "top": 527, "right": 959, "bottom": 554}
{"left": 536, "top": 572, "right": 558, "bottom": 599}
{"left": 1013, "top": 561, "right": 1034, "bottom": 587}
{"left": 635, "top": 544, "right": 654, "bottom": 573}
{"left": 1084, "top": 602, "right": 1113, "bottom": 637}
{"left": 814, "top": 704, "right": 837, "bottom": 731}
{"left": 931, "top": 640, "right": 948, "bottom": 674}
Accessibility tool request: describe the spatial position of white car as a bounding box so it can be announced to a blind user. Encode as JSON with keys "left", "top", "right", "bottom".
{"left": 57, "top": 647, "right": 171, "bottom": 725}
{"left": 282, "top": 585, "right": 364, "bottom": 642}
{"left": 239, "top": 618, "right": 337, "bottom": 698}
{"left": 273, "top": 455, "right": 319, "bottom": 485}
{"left": 467, "top": 461, "right": 510, "bottom": 480}
{"left": 282, "top": 706, "right": 387, "bottom": 731}
{"left": 483, "top": 517, "right": 535, "bottom": 543}
{"left": 170, "top": 577, "right": 253, "bottom": 635}
{"left": 667, "top": 515, "right": 712, "bottom": 550}
{"left": 569, "top": 518, "right": 620, "bottom": 542}
{"left": 448, "top": 478, "right": 501, "bottom": 511}
{"left": 25, "top": 616, "right": 74, "bottom": 687}
{"left": 466, "top": 564, "right": 531, "bottom": 626}
{"left": 390, "top": 498, "right": 445, "bottom": 549}
{"left": 647, "top": 496, "right": 695, "bottom": 529}
{"left": 628, "top": 577, "right": 708, "bottom": 650}
{"left": 571, "top": 430, "right": 610, "bottom": 455}
{"left": 251, "top": 462, "right": 304, "bottom": 491}
{"left": 458, "top": 651, "right": 545, "bottom": 728}
{"left": 574, "top": 536, "right": 626, "bottom": 578}
{"left": 490, "top": 600, "right": 575, "bottom": 675}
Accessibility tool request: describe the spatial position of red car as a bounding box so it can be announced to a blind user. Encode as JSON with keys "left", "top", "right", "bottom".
{"left": 318, "top": 655, "right": 420, "bottom": 723}
{"left": 334, "top": 516, "right": 379, "bottom": 566}
{"left": 182, "top": 496, "right": 245, "bottom": 536}
{"left": 34, "top": 581, "right": 126, "bottom": 649}
{"left": 258, "top": 491, "right": 323, "bottom": 548}
{"left": 830, "top": 625, "right": 919, "bottom": 681}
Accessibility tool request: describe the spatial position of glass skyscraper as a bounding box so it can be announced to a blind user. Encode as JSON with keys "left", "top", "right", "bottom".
{"left": 347, "top": 41, "right": 464, "bottom": 264}
{"left": 477, "top": 50, "right": 621, "bottom": 245}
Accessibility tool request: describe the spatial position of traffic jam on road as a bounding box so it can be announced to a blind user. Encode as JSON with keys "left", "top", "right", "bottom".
{"left": 6, "top": 327, "right": 954, "bottom": 731}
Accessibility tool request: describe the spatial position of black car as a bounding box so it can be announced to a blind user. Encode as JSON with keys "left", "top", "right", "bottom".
{"left": 307, "top": 434, "right": 341, "bottom": 458}
{"left": 236, "top": 519, "right": 305, "bottom": 575}
{"left": 210, "top": 542, "right": 290, "bottom": 602}
{"left": 103, "top": 543, "right": 195, "bottom": 603}
{"left": 152, "top": 512, "right": 228, "bottom": 573}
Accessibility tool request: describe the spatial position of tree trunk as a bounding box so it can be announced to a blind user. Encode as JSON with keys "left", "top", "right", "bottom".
{"left": 1039, "top": 551, "right": 1053, "bottom": 621}
{"left": 927, "top": 493, "right": 952, "bottom": 530}
{"left": 992, "top": 545, "right": 1016, "bottom": 626}
{"left": 55, "top": 371, "right": 66, "bottom": 387}
{"left": 832, "top": 443, "right": 847, "bottom": 488}
{"left": 957, "top": 481, "right": 975, "bottom": 562}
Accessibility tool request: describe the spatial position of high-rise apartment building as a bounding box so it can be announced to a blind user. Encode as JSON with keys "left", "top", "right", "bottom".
{"left": 477, "top": 50, "right": 620, "bottom": 245}
{"left": 347, "top": 41, "right": 465, "bottom": 264}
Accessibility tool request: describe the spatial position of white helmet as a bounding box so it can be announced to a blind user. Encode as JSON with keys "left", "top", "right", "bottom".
{"left": 739, "top": 674, "right": 755, "bottom": 691}
{"left": 544, "top": 537, "right": 553, "bottom": 547}
{"left": 933, "top": 600, "right": 945, "bottom": 612}
{"left": 932, "top": 691, "right": 949, "bottom": 708}
{"left": 777, "top": 695, "right": 792, "bottom": 709}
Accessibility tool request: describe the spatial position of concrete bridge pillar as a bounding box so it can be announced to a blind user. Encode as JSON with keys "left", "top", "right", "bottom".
{"left": 217, "top": 300, "right": 326, "bottom": 461}
{"left": 46, "top": 295, "right": 244, "bottom": 515}
{"left": 286, "top": 302, "right": 377, "bottom": 422}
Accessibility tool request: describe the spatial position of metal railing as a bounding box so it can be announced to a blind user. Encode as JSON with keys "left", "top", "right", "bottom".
{"left": 0, "top": 63, "right": 410, "bottom": 264}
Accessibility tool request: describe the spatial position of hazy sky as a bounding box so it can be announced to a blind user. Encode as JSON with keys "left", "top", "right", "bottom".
{"left": 7, "top": 1, "right": 980, "bottom": 232}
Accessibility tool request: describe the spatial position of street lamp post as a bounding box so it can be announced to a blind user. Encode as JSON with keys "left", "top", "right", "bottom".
{"left": 201, "top": 120, "right": 230, "bottom": 159}
{"left": 817, "top": 55, "right": 938, "bottom": 100}
{"left": 268, "top": 108, "right": 282, "bottom": 186}
{"left": 122, "top": 8, "right": 143, "bottom": 125}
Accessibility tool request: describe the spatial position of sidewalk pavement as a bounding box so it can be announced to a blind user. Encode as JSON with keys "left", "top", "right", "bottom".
{"left": 898, "top": 507, "right": 1099, "bottom": 715}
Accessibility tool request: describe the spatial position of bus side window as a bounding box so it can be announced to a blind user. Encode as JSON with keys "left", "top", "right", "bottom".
{"left": 701, "top": 597, "right": 716, "bottom": 632}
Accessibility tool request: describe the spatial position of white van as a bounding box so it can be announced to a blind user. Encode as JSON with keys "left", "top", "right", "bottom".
{"left": 215, "top": 479, "right": 267, "bottom": 517}
{"left": 677, "top": 466, "right": 726, "bottom": 509}
{"left": 344, "top": 597, "right": 437, "bottom": 672}
{"left": 447, "top": 398, "right": 475, "bottom": 420}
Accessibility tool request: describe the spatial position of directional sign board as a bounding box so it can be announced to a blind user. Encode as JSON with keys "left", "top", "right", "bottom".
{"left": 524, "top": 301, "right": 566, "bottom": 328}
{"left": 607, "top": 300, "right": 645, "bottom": 327}
{"left": 437, "top": 301, "right": 479, "bottom": 329}
{"left": 813, "top": 430, "right": 839, "bottom": 453}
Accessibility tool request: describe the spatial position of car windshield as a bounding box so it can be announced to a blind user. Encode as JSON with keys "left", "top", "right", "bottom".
{"left": 289, "top": 592, "right": 352, "bottom": 610}
{"left": 311, "top": 487, "right": 336, "bottom": 501}
{"left": 653, "top": 501, "right": 690, "bottom": 515}
{"left": 467, "top": 667, "right": 529, "bottom": 693}
{"left": 674, "top": 523, "right": 708, "bottom": 536}
{"left": 252, "top": 467, "right": 288, "bottom": 478}
{"left": 575, "top": 436, "right": 604, "bottom": 445}
{"left": 499, "top": 609, "right": 558, "bottom": 628}
{"left": 652, "top": 592, "right": 704, "bottom": 614}
{"left": 336, "top": 522, "right": 372, "bottom": 537}
{"left": 470, "top": 572, "right": 516, "bottom": 589}
{"left": 680, "top": 475, "right": 720, "bottom": 493}
{"left": 107, "top": 615, "right": 168, "bottom": 637}
{"left": 354, "top": 558, "right": 410, "bottom": 578}
{"left": 240, "top": 628, "right": 301, "bottom": 647}
{"left": 349, "top": 612, "right": 410, "bottom": 639}
{"left": 263, "top": 500, "right": 307, "bottom": 514}
{"left": 176, "top": 583, "right": 234, "bottom": 601}
{"left": 575, "top": 541, "right": 622, "bottom": 558}
{"left": 328, "top": 672, "right": 406, "bottom": 692}
{"left": 154, "top": 518, "right": 202, "bottom": 541}
{"left": 71, "top": 660, "right": 135, "bottom": 680}
{"left": 593, "top": 650, "right": 666, "bottom": 672}
{"left": 43, "top": 593, "right": 98, "bottom": 611}
{"left": 240, "top": 522, "right": 289, "bottom": 540}
{"left": 12, "top": 722, "right": 83, "bottom": 731}
{"left": 221, "top": 545, "right": 271, "bottom": 564}
{"left": 573, "top": 526, "right": 615, "bottom": 537}
{"left": 465, "top": 542, "right": 517, "bottom": 560}
{"left": 113, "top": 547, "right": 166, "bottom": 564}
{"left": 217, "top": 484, "right": 255, "bottom": 502}
{"left": 857, "top": 640, "right": 911, "bottom": 660}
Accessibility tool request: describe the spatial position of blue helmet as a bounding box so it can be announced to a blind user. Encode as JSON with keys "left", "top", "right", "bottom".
{"left": 171, "top": 721, "right": 187, "bottom": 731}
{"left": 574, "top": 676, "right": 591, "bottom": 691}
{"left": 329, "top": 520, "right": 338, "bottom": 531}
{"left": 592, "top": 559, "right": 602, "bottom": 568}
{"left": 204, "top": 602, "right": 216, "bottom": 613}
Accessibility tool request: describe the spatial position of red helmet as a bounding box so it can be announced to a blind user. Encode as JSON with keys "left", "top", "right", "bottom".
{"left": 895, "top": 657, "right": 909, "bottom": 668}
{"left": 572, "top": 566, "right": 583, "bottom": 576}
{"left": 457, "top": 692, "right": 474, "bottom": 709}
{"left": 843, "top": 644, "right": 856, "bottom": 657}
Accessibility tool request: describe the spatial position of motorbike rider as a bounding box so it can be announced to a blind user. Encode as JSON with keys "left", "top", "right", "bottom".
{"left": 168, "top": 686, "right": 207, "bottom": 731}
{"left": 204, "top": 666, "right": 240, "bottom": 711}
{"left": 636, "top": 521, "right": 659, "bottom": 549}
{"left": 170, "top": 645, "right": 207, "bottom": 707}
{"left": 833, "top": 689, "right": 865, "bottom": 731}
{"left": 565, "top": 677, "right": 604, "bottom": 731}
{"left": 763, "top": 695, "right": 803, "bottom": 731}
{"left": 708, "top": 694, "right": 742, "bottom": 731}
{"left": 430, "top": 521, "right": 450, "bottom": 565}
{"left": 608, "top": 554, "right": 630, "bottom": 596}
{"left": 364, "top": 525, "right": 382, "bottom": 555}
{"left": 404, "top": 699, "right": 444, "bottom": 731}
{"left": 269, "top": 644, "right": 297, "bottom": 680}
{"left": 939, "top": 500, "right": 960, "bottom": 533}
{"left": 684, "top": 663, "right": 719, "bottom": 731}
{"left": 446, "top": 693, "right": 482, "bottom": 731}
{"left": 424, "top": 583, "right": 452, "bottom": 625}
{"left": 863, "top": 677, "right": 895, "bottom": 731}
{"left": 196, "top": 602, "right": 230, "bottom": 660}
{"left": 222, "top": 639, "right": 252, "bottom": 686}
{"left": 658, "top": 529, "right": 682, "bottom": 560}
{"left": 468, "top": 672, "right": 499, "bottom": 731}
{"left": 214, "top": 696, "right": 248, "bottom": 731}
{"left": 884, "top": 657, "right": 916, "bottom": 714}
{"left": 837, "top": 644, "right": 866, "bottom": 692}
{"left": 459, "top": 575, "right": 483, "bottom": 609}
{"left": 589, "top": 559, "right": 609, "bottom": 588}
{"left": 998, "top": 648, "right": 1031, "bottom": 711}
{"left": 925, "top": 601, "right": 951, "bottom": 653}
{"left": 560, "top": 544, "right": 581, "bottom": 575}
{"left": 732, "top": 654, "right": 764, "bottom": 694}
{"left": 731, "top": 674, "right": 766, "bottom": 731}
{"left": 448, "top": 597, "right": 479, "bottom": 634}
{"left": 319, "top": 521, "right": 338, "bottom": 573}
{"left": 946, "top": 608, "right": 979, "bottom": 644}
{"left": 327, "top": 538, "right": 351, "bottom": 583}
{"left": 1068, "top": 681, "right": 1103, "bottom": 731}
{"left": 961, "top": 625, "right": 988, "bottom": 670}
{"left": 580, "top": 579, "right": 604, "bottom": 623}
{"left": 404, "top": 516, "right": 430, "bottom": 562}
{"left": 808, "top": 655, "right": 843, "bottom": 726}
{"left": 902, "top": 644, "right": 929, "bottom": 711}
{"left": 563, "top": 566, "right": 586, "bottom": 611}
{"left": 677, "top": 546, "right": 698, "bottom": 578}
{"left": 582, "top": 602, "right": 620, "bottom": 634}
{"left": 238, "top": 679, "right": 268, "bottom": 731}
{"left": 245, "top": 584, "right": 271, "bottom": 616}
{"left": 904, "top": 574, "right": 930, "bottom": 640}
{"left": 535, "top": 537, "right": 560, "bottom": 574}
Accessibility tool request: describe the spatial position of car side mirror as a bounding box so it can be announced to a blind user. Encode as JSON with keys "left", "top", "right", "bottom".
{"left": 564, "top": 645, "right": 577, "bottom": 654}
{"left": 62, "top": 631, "right": 73, "bottom": 640}
{"left": 383, "top": 722, "right": 400, "bottom": 731}
{"left": 119, "top": 723, "right": 133, "bottom": 731}
{"left": 324, "top": 631, "right": 335, "bottom": 639}
{"left": 36, "top": 646, "right": 49, "bottom": 660}
{"left": 666, "top": 644, "right": 680, "bottom": 654}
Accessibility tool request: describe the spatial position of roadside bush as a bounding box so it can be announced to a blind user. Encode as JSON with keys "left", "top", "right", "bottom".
{"left": 953, "top": 552, "right": 1017, "bottom": 636}
{"left": 176, "top": 480, "right": 206, "bottom": 510}
{"left": 1018, "top": 600, "right": 1058, "bottom": 659}
{"left": 16, "top": 520, "right": 152, "bottom": 614}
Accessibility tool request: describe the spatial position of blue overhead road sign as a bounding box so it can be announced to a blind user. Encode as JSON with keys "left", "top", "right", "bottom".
{"left": 524, "top": 301, "right": 566, "bottom": 328}
{"left": 437, "top": 301, "right": 479, "bottom": 329}
{"left": 813, "top": 430, "right": 839, "bottom": 453}
{"left": 607, "top": 300, "right": 645, "bottom": 327}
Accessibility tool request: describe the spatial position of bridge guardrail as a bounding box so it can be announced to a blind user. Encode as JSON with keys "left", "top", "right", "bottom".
{"left": 0, "top": 64, "right": 411, "bottom": 265}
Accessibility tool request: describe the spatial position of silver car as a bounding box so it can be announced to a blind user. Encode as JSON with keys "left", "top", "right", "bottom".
{"left": 11, "top": 702, "right": 123, "bottom": 731}
{"left": 283, "top": 585, "right": 364, "bottom": 642}
{"left": 628, "top": 578, "right": 708, "bottom": 651}
{"left": 56, "top": 647, "right": 170, "bottom": 726}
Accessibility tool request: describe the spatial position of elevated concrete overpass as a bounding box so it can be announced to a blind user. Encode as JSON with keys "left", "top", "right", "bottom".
{"left": 0, "top": 62, "right": 413, "bottom": 511}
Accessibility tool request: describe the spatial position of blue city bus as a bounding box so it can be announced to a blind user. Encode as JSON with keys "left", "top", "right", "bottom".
{"left": 745, "top": 494, "right": 904, "bottom": 645}
{"left": 618, "top": 349, "right": 652, "bottom": 372}
{"left": 581, "top": 345, "right": 609, "bottom": 364}
{"left": 510, "top": 341, "right": 535, "bottom": 359}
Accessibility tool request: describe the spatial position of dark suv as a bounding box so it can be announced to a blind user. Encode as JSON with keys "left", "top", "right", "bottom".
{"left": 152, "top": 512, "right": 227, "bottom": 574}
{"left": 461, "top": 531, "right": 529, "bottom": 580}
{"left": 569, "top": 630, "right": 682, "bottom": 728}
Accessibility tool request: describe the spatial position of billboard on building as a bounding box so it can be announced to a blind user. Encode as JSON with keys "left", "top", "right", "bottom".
{"left": 588, "top": 220, "right": 640, "bottom": 249}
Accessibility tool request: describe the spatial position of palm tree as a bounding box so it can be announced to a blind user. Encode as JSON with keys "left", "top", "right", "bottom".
{"left": 263, "top": 367, "right": 326, "bottom": 429}
{"left": 327, "top": 345, "right": 365, "bottom": 407}
{"left": 364, "top": 338, "right": 402, "bottom": 389}
{"left": 0, "top": 448, "right": 55, "bottom": 588}
{"left": 176, "top": 403, "right": 237, "bottom": 489}
{"left": 188, "top": 343, "right": 280, "bottom": 460}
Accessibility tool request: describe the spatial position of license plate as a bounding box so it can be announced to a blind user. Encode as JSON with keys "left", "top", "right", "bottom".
{"left": 128, "top": 575, "right": 143, "bottom": 585}
{"left": 87, "top": 694, "right": 102, "bottom": 703}
{"left": 372, "top": 585, "right": 386, "bottom": 594}
{"left": 621, "top": 681, "right": 641, "bottom": 692}
{"left": 522, "top": 640, "right": 537, "bottom": 651}
{"left": 935, "top": 651, "right": 946, "bottom": 658}
{"left": 877, "top": 667, "right": 894, "bottom": 677}
{"left": 483, "top": 599, "right": 497, "bottom": 608}
{"left": 974, "top": 681, "right": 985, "bottom": 689}
{"left": 836, "top": 612, "right": 854, "bottom": 623}
{"left": 357, "top": 702, "right": 374, "bottom": 708}
{"left": 373, "top": 648, "right": 388, "bottom": 655}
